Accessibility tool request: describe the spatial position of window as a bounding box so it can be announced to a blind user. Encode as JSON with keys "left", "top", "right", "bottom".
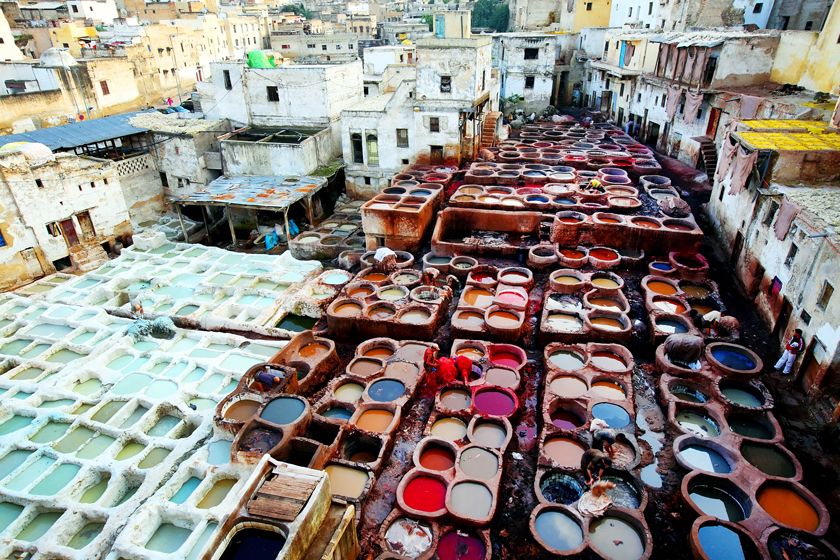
{"left": 223, "top": 70, "right": 232, "bottom": 90}
{"left": 71, "top": 4, "right": 79, "bottom": 11}
{"left": 307, "top": 43, "right": 315, "bottom": 48}
{"left": 637, "top": 93, "right": 641, "bottom": 102}
{"left": 402, "top": 158, "right": 409, "bottom": 164}
{"left": 586, "top": 2, "right": 592, "bottom": 9}
{"left": 628, "top": 6, "right": 632, "bottom": 16}
{"left": 752, "top": 2, "right": 762, "bottom": 12}
{"left": 100, "top": 80, "right": 109, "bottom": 95}
{"left": 351, "top": 133, "right": 363, "bottom": 163}
{"left": 349, "top": 44, "right": 354, "bottom": 49}
{"left": 818, "top": 281, "right": 833, "bottom": 309}
{"left": 0, "top": 230, "right": 6, "bottom": 247}
{"left": 763, "top": 201, "right": 779, "bottom": 225}
{"left": 396, "top": 128, "right": 409, "bottom": 148}
{"left": 800, "top": 310, "right": 811, "bottom": 325}
{"left": 366, "top": 134, "right": 379, "bottom": 166}
{"left": 363, "top": 86, "right": 369, "bottom": 95}
{"left": 603, "top": 41, "right": 609, "bottom": 53}
{"left": 524, "top": 48, "right": 538, "bottom": 60}
{"left": 35, "top": 179, "right": 44, "bottom": 188}
{"left": 364, "top": 177, "right": 371, "bottom": 185}
{"left": 660, "top": 95, "right": 665, "bottom": 107}
{"left": 587, "top": 72, "right": 592, "bottom": 82}
{"left": 267, "top": 85, "right": 279, "bottom": 101}
{"left": 440, "top": 75, "right": 451, "bottom": 93}
{"left": 619, "top": 83, "right": 625, "bottom": 96}
{"left": 525, "top": 76, "right": 535, "bottom": 89}
{"left": 337, "top": 44, "right": 342, "bottom": 49}
{"left": 804, "top": 20, "right": 813, "bottom": 30}
{"left": 784, "top": 243, "right": 798, "bottom": 267}
{"left": 46, "top": 222, "right": 61, "bottom": 237}
{"left": 322, "top": 44, "right": 327, "bottom": 50}
{"left": 648, "top": 1, "right": 653, "bottom": 14}
{"left": 281, "top": 44, "right": 291, "bottom": 49}
{"left": 429, "top": 117, "right": 440, "bottom": 132}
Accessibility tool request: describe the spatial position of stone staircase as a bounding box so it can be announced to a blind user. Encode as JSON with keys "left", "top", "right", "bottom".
{"left": 69, "top": 242, "right": 110, "bottom": 273}
{"left": 696, "top": 136, "right": 718, "bottom": 177}
{"left": 480, "top": 111, "right": 502, "bottom": 149}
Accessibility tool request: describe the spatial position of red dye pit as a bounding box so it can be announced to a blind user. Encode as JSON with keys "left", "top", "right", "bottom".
{"left": 437, "top": 531, "right": 486, "bottom": 560}
{"left": 489, "top": 351, "right": 520, "bottom": 369}
{"left": 420, "top": 446, "right": 456, "bottom": 471}
{"left": 474, "top": 389, "right": 516, "bottom": 416}
{"left": 471, "top": 272, "right": 495, "bottom": 284}
{"left": 403, "top": 476, "right": 447, "bottom": 512}
{"left": 496, "top": 291, "right": 526, "bottom": 306}
{"left": 590, "top": 248, "right": 619, "bottom": 261}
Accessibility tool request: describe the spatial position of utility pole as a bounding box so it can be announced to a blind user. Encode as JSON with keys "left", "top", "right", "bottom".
{"left": 169, "top": 34, "right": 183, "bottom": 104}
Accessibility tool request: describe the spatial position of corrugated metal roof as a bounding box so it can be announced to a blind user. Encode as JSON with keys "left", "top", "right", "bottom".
{"left": 0, "top": 110, "right": 154, "bottom": 151}
{"left": 176, "top": 175, "right": 328, "bottom": 210}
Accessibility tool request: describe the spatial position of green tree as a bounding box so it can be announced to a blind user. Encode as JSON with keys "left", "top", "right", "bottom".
{"left": 472, "top": 0, "right": 509, "bottom": 31}
{"left": 421, "top": 14, "right": 434, "bottom": 30}
{"left": 280, "top": 3, "right": 314, "bottom": 19}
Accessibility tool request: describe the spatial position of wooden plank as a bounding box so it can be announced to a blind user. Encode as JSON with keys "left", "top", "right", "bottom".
{"left": 246, "top": 475, "right": 318, "bottom": 521}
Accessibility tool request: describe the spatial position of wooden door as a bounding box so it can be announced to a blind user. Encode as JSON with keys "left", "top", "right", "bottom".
{"left": 706, "top": 107, "right": 721, "bottom": 139}
{"left": 76, "top": 211, "right": 96, "bottom": 240}
{"left": 60, "top": 219, "right": 79, "bottom": 246}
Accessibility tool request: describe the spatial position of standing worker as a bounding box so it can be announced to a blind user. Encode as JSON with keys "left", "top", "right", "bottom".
{"left": 774, "top": 328, "right": 804, "bottom": 376}
{"left": 589, "top": 419, "right": 617, "bottom": 458}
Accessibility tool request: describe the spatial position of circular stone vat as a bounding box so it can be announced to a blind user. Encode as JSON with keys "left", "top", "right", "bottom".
{"left": 418, "top": 441, "right": 456, "bottom": 471}
{"left": 675, "top": 409, "right": 720, "bottom": 437}
{"left": 694, "top": 520, "right": 761, "bottom": 560}
{"left": 631, "top": 217, "right": 661, "bottom": 229}
{"left": 439, "top": 388, "right": 471, "bottom": 411}
{"left": 741, "top": 442, "right": 795, "bottom": 477}
{"left": 354, "top": 407, "right": 395, "bottom": 432}
{"left": 651, "top": 296, "right": 687, "bottom": 314}
{"left": 686, "top": 476, "right": 751, "bottom": 521}
{"left": 543, "top": 436, "right": 586, "bottom": 468}
{"left": 589, "top": 515, "right": 646, "bottom": 560}
{"left": 724, "top": 369, "right": 766, "bottom": 401}
{"left": 726, "top": 411, "right": 775, "bottom": 440}
{"left": 677, "top": 442, "right": 733, "bottom": 474}
{"left": 483, "top": 367, "right": 519, "bottom": 389}
{"left": 347, "top": 357, "right": 384, "bottom": 378}
{"left": 397, "top": 306, "right": 432, "bottom": 325}
{"left": 646, "top": 279, "right": 679, "bottom": 296}
{"left": 545, "top": 311, "right": 584, "bottom": 332}
{"left": 547, "top": 349, "right": 587, "bottom": 371}
{"left": 346, "top": 283, "right": 375, "bottom": 299}
{"left": 590, "top": 379, "right": 626, "bottom": 400}
{"left": 458, "top": 447, "right": 499, "bottom": 480}
{"left": 653, "top": 314, "right": 690, "bottom": 335}
{"left": 430, "top": 417, "right": 467, "bottom": 441}
{"left": 532, "top": 507, "right": 584, "bottom": 553}
{"left": 367, "top": 379, "right": 406, "bottom": 402}
{"left": 538, "top": 471, "right": 584, "bottom": 504}
{"left": 767, "top": 529, "right": 839, "bottom": 560}
{"left": 320, "top": 404, "right": 354, "bottom": 422}
{"left": 602, "top": 472, "right": 644, "bottom": 509}
{"left": 437, "top": 530, "right": 486, "bottom": 560}
{"left": 341, "top": 433, "right": 382, "bottom": 463}
{"left": 402, "top": 475, "right": 447, "bottom": 514}
{"left": 590, "top": 272, "right": 623, "bottom": 290}
{"left": 707, "top": 343, "right": 761, "bottom": 374}
{"left": 592, "top": 402, "right": 631, "bottom": 429}
{"left": 260, "top": 396, "right": 306, "bottom": 425}
{"left": 377, "top": 285, "right": 409, "bottom": 302}
{"left": 549, "top": 375, "right": 588, "bottom": 398}
{"left": 361, "top": 342, "right": 396, "bottom": 359}
{"left": 334, "top": 381, "right": 365, "bottom": 402}
{"left": 384, "top": 517, "right": 432, "bottom": 557}
{"left": 470, "top": 419, "right": 508, "bottom": 449}
{"left": 366, "top": 303, "right": 396, "bottom": 320}
{"left": 549, "top": 402, "right": 586, "bottom": 430}
{"left": 680, "top": 282, "right": 711, "bottom": 298}
{"left": 473, "top": 387, "right": 516, "bottom": 417}
{"left": 454, "top": 342, "right": 485, "bottom": 361}
{"left": 331, "top": 299, "right": 363, "bottom": 317}
{"left": 590, "top": 351, "right": 628, "bottom": 372}
{"left": 487, "top": 346, "right": 525, "bottom": 370}
{"left": 669, "top": 382, "right": 708, "bottom": 404}
{"left": 392, "top": 270, "right": 420, "bottom": 286}
{"left": 757, "top": 482, "right": 821, "bottom": 532}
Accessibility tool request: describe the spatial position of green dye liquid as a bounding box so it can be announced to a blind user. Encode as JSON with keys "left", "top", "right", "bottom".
{"left": 120, "top": 406, "right": 148, "bottom": 428}
{"left": 145, "top": 523, "right": 192, "bottom": 553}
{"left": 53, "top": 427, "right": 95, "bottom": 453}
{"left": 0, "top": 502, "right": 23, "bottom": 533}
{"left": 31, "top": 463, "right": 80, "bottom": 495}
{"left": 91, "top": 401, "right": 126, "bottom": 423}
{"left": 0, "top": 416, "right": 33, "bottom": 436}
{"left": 16, "top": 511, "right": 62, "bottom": 541}
{"left": 197, "top": 479, "right": 236, "bottom": 509}
{"left": 30, "top": 422, "right": 71, "bottom": 444}
{"left": 6, "top": 456, "right": 55, "bottom": 491}
{"left": 116, "top": 442, "right": 145, "bottom": 461}
{"left": 138, "top": 448, "right": 170, "bottom": 469}
{"left": 80, "top": 476, "right": 109, "bottom": 504}
{"left": 76, "top": 435, "right": 115, "bottom": 459}
{"left": 68, "top": 521, "right": 103, "bottom": 549}
{"left": 170, "top": 477, "right": 201, "bottom": 504}
{"left": 147, "top": 416, "right": 180, "bottom": 437}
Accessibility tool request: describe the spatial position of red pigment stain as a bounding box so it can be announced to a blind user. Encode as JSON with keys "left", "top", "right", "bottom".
{"left": 403, "top": 476, "right": 447, "bottom": 512}
{"left": 437, "top": 531, "right": 486, "bottom": 560}
{"left": 419, "top": 446, "right": 455, "bottom": 470}
{"left": 471, "top": 272, "right": 494, "bottom": 284}
{"left": 474, "top": 390, "right": 515, "bottom": 416}
{"left": 489, "top": 351, "right": 520, "bottom": 369}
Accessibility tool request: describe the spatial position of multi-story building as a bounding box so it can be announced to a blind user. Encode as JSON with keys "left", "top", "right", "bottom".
{"left": 66, "top": 0, "right": 120, "bottom": 24}
{"left": 766, "top": 0, "right": 833, "bottom": 30}
{"left": 0, "top": 11, "right": 23, "bottom": 61}
{"left": 48, "top": 21, "right": 98, "bottom": 56}
{"left": 494, "top": 32, "right": 558, "bottom": 112}
{"left": 705, "top": 118, "right": 839, "bottom": 394}
{"left": 341, "top": 34, "right": 500, "bottom": 197}
{"left": 0, "top": 145, "right": 132, "bottom": 289}
{"left": 270, "top": 32, "right": 359, "bottom": 61}
{"left": 378, "top": 21, "right": 432, "bottom": 45}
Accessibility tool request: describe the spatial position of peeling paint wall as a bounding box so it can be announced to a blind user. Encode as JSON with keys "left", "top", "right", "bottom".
{"left": 797, "top": 0, "right": 840, "bottom": 94}
{"left": 496, "top": 34, "right": 556, "bottom": 111}
{"left": 711, "top": 36, "right": 779, "bottom": 88}
{"left": 113, "top": 153, "right": 167, "bottom": 224}
{"left": 707, "top": 181, "right": 840, "bottom": 390}
{"left": 150, "top": 131, "right": 222, "bottom": 195}
{"left": 0, "top": 151, "right": 132, "bottom": 287}
{"left": 770, "top": 31, "right": 818, "bottom": 85}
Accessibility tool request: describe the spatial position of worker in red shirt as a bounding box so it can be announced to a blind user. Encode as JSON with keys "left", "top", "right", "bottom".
{"left": 454, "top": 355, "right": 473, "bottom": 384}
{"left": 423, "top": 347, "right": 458, "bottom": 386}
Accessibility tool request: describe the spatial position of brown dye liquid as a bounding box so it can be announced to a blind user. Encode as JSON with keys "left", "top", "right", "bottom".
{"left": 299, "top": 343, "right": 328, "bottom": 358}
{"left": 590, "top": 317, "right": 624, "bottom": 331}
{"left": 224, "top": 400, "right": 260, "bottom": 421}
{"left": 648, "top": 281, "right": 678, "bottom": 295}
{"left": 355, "top": 409, "right": 394, "bottom": 432}
{"left": 544, "top": 437, "right": 585, "bottom": 468}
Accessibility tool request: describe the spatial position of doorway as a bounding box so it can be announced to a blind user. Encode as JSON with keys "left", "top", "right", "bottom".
{"left": 731, "top": 231, "right": 744, "bottom": 266}
{"left": 646, "top": 122, "right": 660, "bottom": 147}
{"left": 430, "top": 145, "right": 443, "bottom": 165}
{"left": 60, "top": 219, "right": 80, "bottom": 246}
{"left": 76, "top": 211, "right": 96, "bottom": 240}
{"left": 706, "top": 107, "right": 721, "bottom": 139}
{"left": 773, "top": 297, "right": 793, "bottom": 342}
